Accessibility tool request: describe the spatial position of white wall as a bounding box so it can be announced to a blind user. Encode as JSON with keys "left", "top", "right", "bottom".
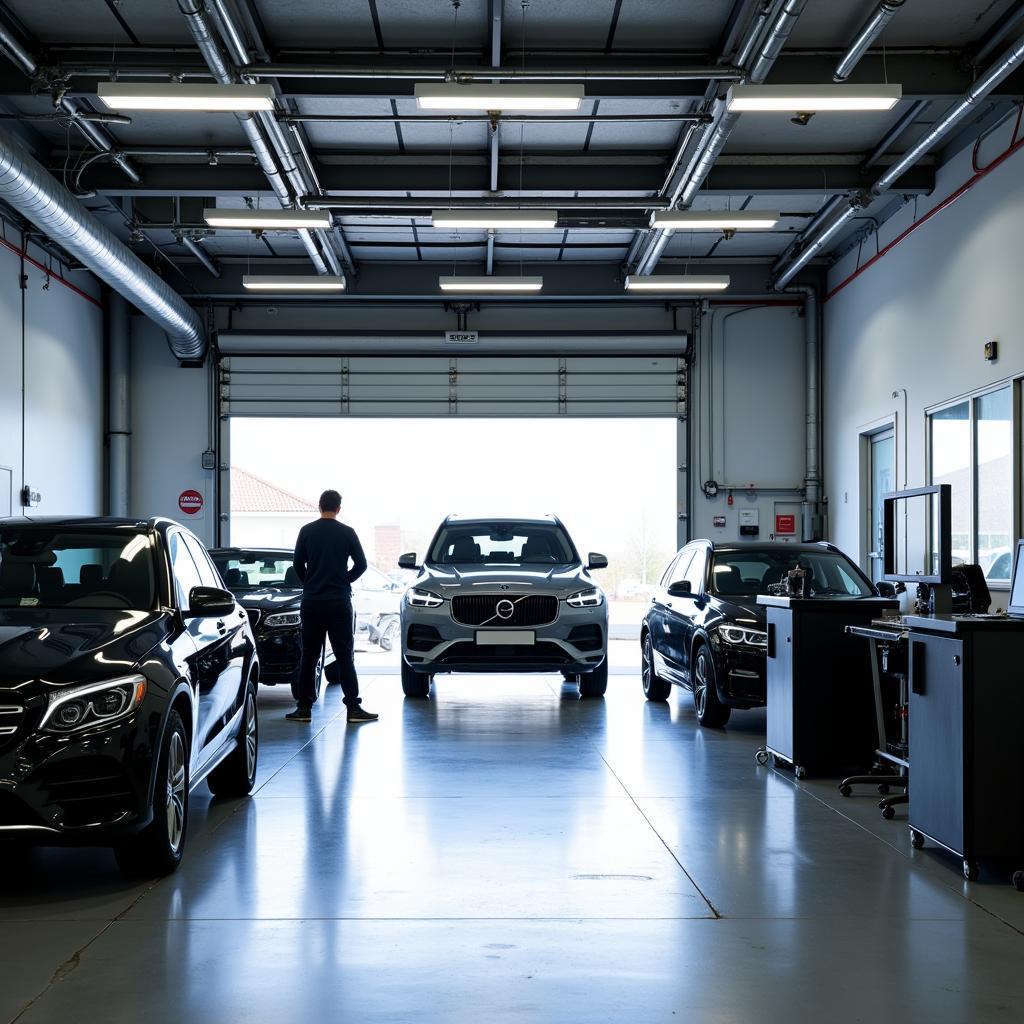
{"left": 130, "top": 316, "right": 217, "bottom": 545}
{"left": 0, "top": 240, "right": 104, "bottom": 518}
{"left": 823, "top": 121, "right": 1024, "bottom": 593}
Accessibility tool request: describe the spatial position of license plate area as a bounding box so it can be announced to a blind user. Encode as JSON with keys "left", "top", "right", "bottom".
{"left": 475, "top": 630, "right": 536, "bottom": 646}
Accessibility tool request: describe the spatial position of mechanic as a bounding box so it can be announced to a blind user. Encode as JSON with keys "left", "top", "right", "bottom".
{"left": 288, "top": 489, "right": 378, "bottom": 724}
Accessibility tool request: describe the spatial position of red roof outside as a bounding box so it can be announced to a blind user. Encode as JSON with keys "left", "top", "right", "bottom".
{"left": 231, "top": 467, "right": 317, "bottom": 514}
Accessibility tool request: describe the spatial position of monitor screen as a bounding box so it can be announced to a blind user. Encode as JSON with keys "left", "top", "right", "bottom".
{"left": 1009, "top": 541, "right": 1024, "bottom": 615}
{"left": 883, "top": 485, "right": 952, "bottom": 584}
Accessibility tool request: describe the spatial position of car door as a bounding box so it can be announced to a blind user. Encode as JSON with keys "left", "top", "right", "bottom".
{"left": 675, "top": 546, "right": 710, "bottom": 680}
{"left": 182, "top": 533, "right": 248, "bottom": 760}
{"left": 653, "top": 547, "right": 694, "bottom": 671}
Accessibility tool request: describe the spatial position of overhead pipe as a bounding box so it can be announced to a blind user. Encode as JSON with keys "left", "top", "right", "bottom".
{"left": 0, "top": 124, "right": 205, "bottom": 360}
{"left": 180, "top": 234, "right": 222, "bottom": 277}
{"left": 833, "top": 1, "right": 905, "bottom": 82}
{"left": 176, "top": 0, "right": 330, "bottom": 276}
{"left": 283, "top": 112, "right": 710, "bottom": 124}
{"left": 971, "top": 0, "right": 1024, "bottom": 67}
{"left": 773, "top": 29, "right": 1024, "bottom": 288}
{"left": 0, "top": 17, "right": 141, "bottom": 184}
{"left": 785, "top": 284, "right": 821, "bottom": 540}
{"left": 241, "top": 62, "right": 743, "bottom": 82}
{"left": 636, "top": 0, "right": 808, "bottom": 276}
{"left": 107, "top": 293, "right": 131, "bottom": 517}
{"left": 306, "top": 195, "right": 672, "bottom": 211}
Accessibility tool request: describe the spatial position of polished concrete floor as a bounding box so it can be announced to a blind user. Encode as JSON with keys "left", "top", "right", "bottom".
{"left": 2, "top": 642, "right": 1023, "bottom": 1023}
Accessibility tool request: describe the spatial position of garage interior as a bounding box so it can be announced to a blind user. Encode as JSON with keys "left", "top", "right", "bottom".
{"left": 1, "top": 0, "right": 1024, "bottom": 1020}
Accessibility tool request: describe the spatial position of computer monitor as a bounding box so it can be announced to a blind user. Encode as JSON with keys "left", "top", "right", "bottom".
{"left": 1008, "top": 540, "right": 1024, "bottom": 617}
{"left": 882, "top": 484, "right": 952, "bottom": 585}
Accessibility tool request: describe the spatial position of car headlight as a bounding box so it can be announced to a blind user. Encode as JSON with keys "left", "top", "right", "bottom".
{"left": 718, "top": 625, "right": 767, "bottom": 647}
{"left": 566, "top": 588, "right": 603, "bottom": 608}
{"left": 40, "top": 675, "right": 148, "bottom": 734}
{"left": 406, "top": 588, "right": 444, "bottom": 608}
{"left": 264, "top": 611, "right": 301, "bottom": 628}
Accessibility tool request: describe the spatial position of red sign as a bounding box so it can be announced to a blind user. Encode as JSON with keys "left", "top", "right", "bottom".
{"left": 775, "top": 513, "right": 796, "bottom": 535}
{"left": 178, "top": 489, "right": 204, "bottom": 516}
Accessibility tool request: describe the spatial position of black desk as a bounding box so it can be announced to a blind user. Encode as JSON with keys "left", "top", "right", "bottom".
{"left": 756, "top": 596, "right": 899, "bottom": 777}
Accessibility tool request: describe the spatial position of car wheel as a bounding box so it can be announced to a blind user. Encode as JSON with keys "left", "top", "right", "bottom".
{"left": 692, "top": 646, "right": 731, "bottom": 728}
{"left": 578, "top": 659, "right": 608, "bottom": 698}
{"left": 641, "top": 633, "right": 672, "bottom": 701}
{"left": 208, "top": 682, "right": 259, "bottom": 798}
{"left": 380, "top": 618, "right": 400, "bottom": 653}
{"left": 401, "top": 659, "right": 432, "bottom": 698}
{"left": 114, "top": 710, "right": 189, "bottom": 877}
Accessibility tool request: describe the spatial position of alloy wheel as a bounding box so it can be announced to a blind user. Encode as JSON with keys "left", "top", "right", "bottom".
{"left": 694, "top": 652, "right": 708, "bottom": 717}
{"left": 642, "top": 636, "right": 652, "bottom": 694}
{"left": 244, "top": 692, "right": 258, "bottom": 778}
{"left": 166, "top": 732, "right": 186, "bottom": 853}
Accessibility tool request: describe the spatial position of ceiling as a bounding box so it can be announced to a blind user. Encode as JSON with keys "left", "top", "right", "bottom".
{"left": 0, "top": 0, "right": 1021, "bottom": 298}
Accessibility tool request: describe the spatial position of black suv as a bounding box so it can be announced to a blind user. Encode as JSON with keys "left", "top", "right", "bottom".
{"left": 0, "top": 517, "right": 259, "bottom": 875}
{"left": 641, "top": 540, "right": 877, "bottom": 726}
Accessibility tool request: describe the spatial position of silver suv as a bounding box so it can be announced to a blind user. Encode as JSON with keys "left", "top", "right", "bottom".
{"left": 398, "top": 515, "right": 609, "bottom": 698}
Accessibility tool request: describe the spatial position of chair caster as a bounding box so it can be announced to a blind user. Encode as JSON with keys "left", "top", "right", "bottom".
{"left": 877, "top": 783, "right": 890, "bottom": 795}
{"left": 794, "top": 765, "right": 807, "bottom": 780}
{"left": 1012, "top": 870, "right": 1024, "bottom": 892}
{"left": 910, "top": 829, "right": 924, "bottom": 849}
{"left": 755, "top": 748, "right": 770, "bottom": 766}
{"left": 839, "top": 784, "right": 852, "bottom": 797}
{"left": 881, "top": 804, "right": 896, "bottom": 820}
{"left": 963, "top": 859, "right": 979, "bottom": 882}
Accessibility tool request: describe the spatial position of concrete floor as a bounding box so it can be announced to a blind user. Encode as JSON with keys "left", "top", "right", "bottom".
{"left": 2, "top": 643, "right": 1023, "bottom": 1023}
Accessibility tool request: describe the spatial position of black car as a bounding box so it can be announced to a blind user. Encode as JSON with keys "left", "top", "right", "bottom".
{"left": 641, "top": 541, "right": 877, "bottom": 726}
{"left": 209, "top": 547, "right": 342, "bottom": 699}
{"left": 0, "top": 517, "right": 259, "bottom": 875}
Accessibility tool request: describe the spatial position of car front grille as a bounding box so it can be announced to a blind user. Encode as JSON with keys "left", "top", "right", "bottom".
{"left": 451, "top": 594, "right": 559, "bottom": 628}
{"left": 438, "top": 641, "right": 573, "bottom": 666}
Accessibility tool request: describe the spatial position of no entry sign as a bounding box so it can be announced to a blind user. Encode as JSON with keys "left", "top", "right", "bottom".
{"left": 775, "top": 513, "right": 796, "bottom": 535}
{"left": 178, "top": 489, "right": 204, "bottom": 516}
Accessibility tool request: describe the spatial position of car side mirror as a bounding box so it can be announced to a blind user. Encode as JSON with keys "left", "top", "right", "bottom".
{"left": 588, "top": 553, "right": 608, "bottom": 570}
{"left": 398, "top": 552, "right": 419, "bottom": 570}
{"left": 186, "top": 585, "right": 236, "bottom": 619}
{"left": 667, "top": 580, "right": 693, "bottom": 598}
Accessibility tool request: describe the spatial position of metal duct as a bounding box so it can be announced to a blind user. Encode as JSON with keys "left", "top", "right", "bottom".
{"left": 786, "top": 285, "right": 821, "bottom": 540}
{"left": 0, "top": 125, "right": 206, "bottom": 361}
{"left": 773, "top": 29, "right": 1024, "bottom": 288}
{"left": 243, "top": 63, "right": 742, "bottom": 82}
{"left": 180, "top": 235, "right": 222, "bottom": 278}
{"left": 833, "top": 1, "right": 905, "bottom": 82}
{"left": 636, "top": 0, "right": 808, "bottom": 276}
{"left": 107, "top": 293, "right": 131, "bottom": 517}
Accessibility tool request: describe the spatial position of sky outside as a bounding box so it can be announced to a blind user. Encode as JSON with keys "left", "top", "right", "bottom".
{"left": 231, "top": 417, "right": 679, "bottom": 583}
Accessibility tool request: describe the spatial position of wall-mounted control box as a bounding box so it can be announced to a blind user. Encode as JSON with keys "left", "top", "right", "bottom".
{"left": 739, "top": 508, "right": 759, "bottom": 537}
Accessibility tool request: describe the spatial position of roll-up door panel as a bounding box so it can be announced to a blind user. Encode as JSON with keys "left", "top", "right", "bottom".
{"left": 221, "top": 350, "right": 686, "bottom": 418}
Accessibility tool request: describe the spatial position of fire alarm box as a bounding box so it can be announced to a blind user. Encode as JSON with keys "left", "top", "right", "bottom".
{"left": 739, "top": 508, "right": 759, "bottom": 537}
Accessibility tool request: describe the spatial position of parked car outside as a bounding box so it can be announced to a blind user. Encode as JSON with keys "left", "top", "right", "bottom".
{"left": 399, "top": 514, "right": 609, "bottom": 698}
{"left": 0, "top": 517, "right": 259, "bottom": 875}
{"left": 351, "top": 564, "right": 403, "bottom": 651}
{"left": 209, "top": 547, "right": 343, "bottom": 698}
{"left": 641, "top": 540, "right": 878, "bottom": 726}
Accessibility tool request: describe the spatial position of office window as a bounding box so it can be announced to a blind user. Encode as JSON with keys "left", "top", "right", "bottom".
{"left": 929, "top": 384, "right": 1015, "bottom": 584}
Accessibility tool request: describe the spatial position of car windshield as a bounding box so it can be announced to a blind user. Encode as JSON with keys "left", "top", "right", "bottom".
{"left": 710, "top": 549, "right": 874, "bottom": 598}
{"left": 211, "top": 553, "right": 298, "bottom": 589}
{"left": 429, "top": 522, "right": 577, "bottom": 565}
{"left": 0, "top": 528, "right": 156, "bottom": 610}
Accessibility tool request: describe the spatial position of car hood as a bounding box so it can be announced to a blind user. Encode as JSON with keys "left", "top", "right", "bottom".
{"left": 417, "top": 562, "right": 599, "bottom": 596}
{"left": 712, "top": 597, "right": 766, "bottom": 627}
{"left": 0, "top": 609, "right": 172, "bottom": 691}
{"left": 232, "top": 587, "right": 303, "bottom": 612}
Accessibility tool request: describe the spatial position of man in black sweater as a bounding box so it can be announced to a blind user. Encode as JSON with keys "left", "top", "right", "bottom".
{"left": 286, "top": 489, "right": 378, "bottom": 723}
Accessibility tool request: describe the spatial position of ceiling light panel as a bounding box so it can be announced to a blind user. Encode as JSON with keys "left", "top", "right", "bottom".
{"left": 624, "top": 275, "right": 731, "bottom": 292}
{"left": 726, "top": 84, "right": 902, "bottom": 112}
{"left": 97, "top": 82, "right": 276, "bottom": 112}
{"left": 650, "top": 211, "right": 780, "bottom": 230}
{"left": 204, "top": 208, "right": 333, "bottom": 230}
{"left": 242, "top": 275, "right": 346, "bottom": 291}
{"left": 415, "top": 83, "right": 583, "bottom": 112}
{"left": 431, "top": 210, "right": 558, "bottom": 230}
{"left": 438, "top": 276, "right": 544, "bottom": 292}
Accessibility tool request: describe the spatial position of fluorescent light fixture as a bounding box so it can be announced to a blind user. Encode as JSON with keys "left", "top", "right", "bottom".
{"left": 204, "top": 208, "right": 332, "bottom": 230}
{"left": 438, "top": 276, "right": 544, "bottom": 292}
{"left": 242, "top": 275, "right": 346, "bottom": 292}
{"left": 415, "top": 83, "right": 583, "bottom": 112}
{"left": 97, "top": 81, "right": 276, "bottom": 112}
{"left": 624, "top": 275, "right": 730, "bottom": 292}
{"left": 431, "top": 209, "right": 557, "bottom": 230}
{"left": 650, "top": 210, "right": 780, "bottom": 230}
{"left": 726, "top": 83, "right": 902, "bottom": 112}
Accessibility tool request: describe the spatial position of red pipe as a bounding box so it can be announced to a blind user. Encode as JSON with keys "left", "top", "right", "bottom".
{"left": 0, "top": 235, "right": 104, "bottom": 310}
{"left": 825, "top": 130, "right": 1024, "bottom": 304}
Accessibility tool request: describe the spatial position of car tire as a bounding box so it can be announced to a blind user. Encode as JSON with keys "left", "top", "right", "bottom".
{"left": 641, "top": 633, "right": 672, "bottom": 701}
{"left": 578, "top": 659, "right": 608, "bottom": 698}
{"left": 114, "top": 710, "right": 189, "bottom": 877}
{"left": 692, "top": 645, "right": 730, "bottom": 728}
{"left": 401, "top": 659, "right": 432, "bottom": 698}
{"left": 208, "top": 682, "right": 259, "bottom": 798}
{"left": 291, "top": 648, "right": 324, "bottom": 703}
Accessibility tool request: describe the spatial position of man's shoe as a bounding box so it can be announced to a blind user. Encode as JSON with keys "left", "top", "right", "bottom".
{"left": 285, "top": 707, "right": 312, "bottom": 723}
{"left": 347, "top": 706, "right": 379, "bottom": 723}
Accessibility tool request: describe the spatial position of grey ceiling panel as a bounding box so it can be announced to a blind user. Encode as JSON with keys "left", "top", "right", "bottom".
{"left": 4, "top": 0, "right": 192, "bottom": 44}
{"left": 610, "top": 0, "right": 725, "bottom": 52}
{"left": 248, "top": 0, "right": 379, "bottom": 48}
